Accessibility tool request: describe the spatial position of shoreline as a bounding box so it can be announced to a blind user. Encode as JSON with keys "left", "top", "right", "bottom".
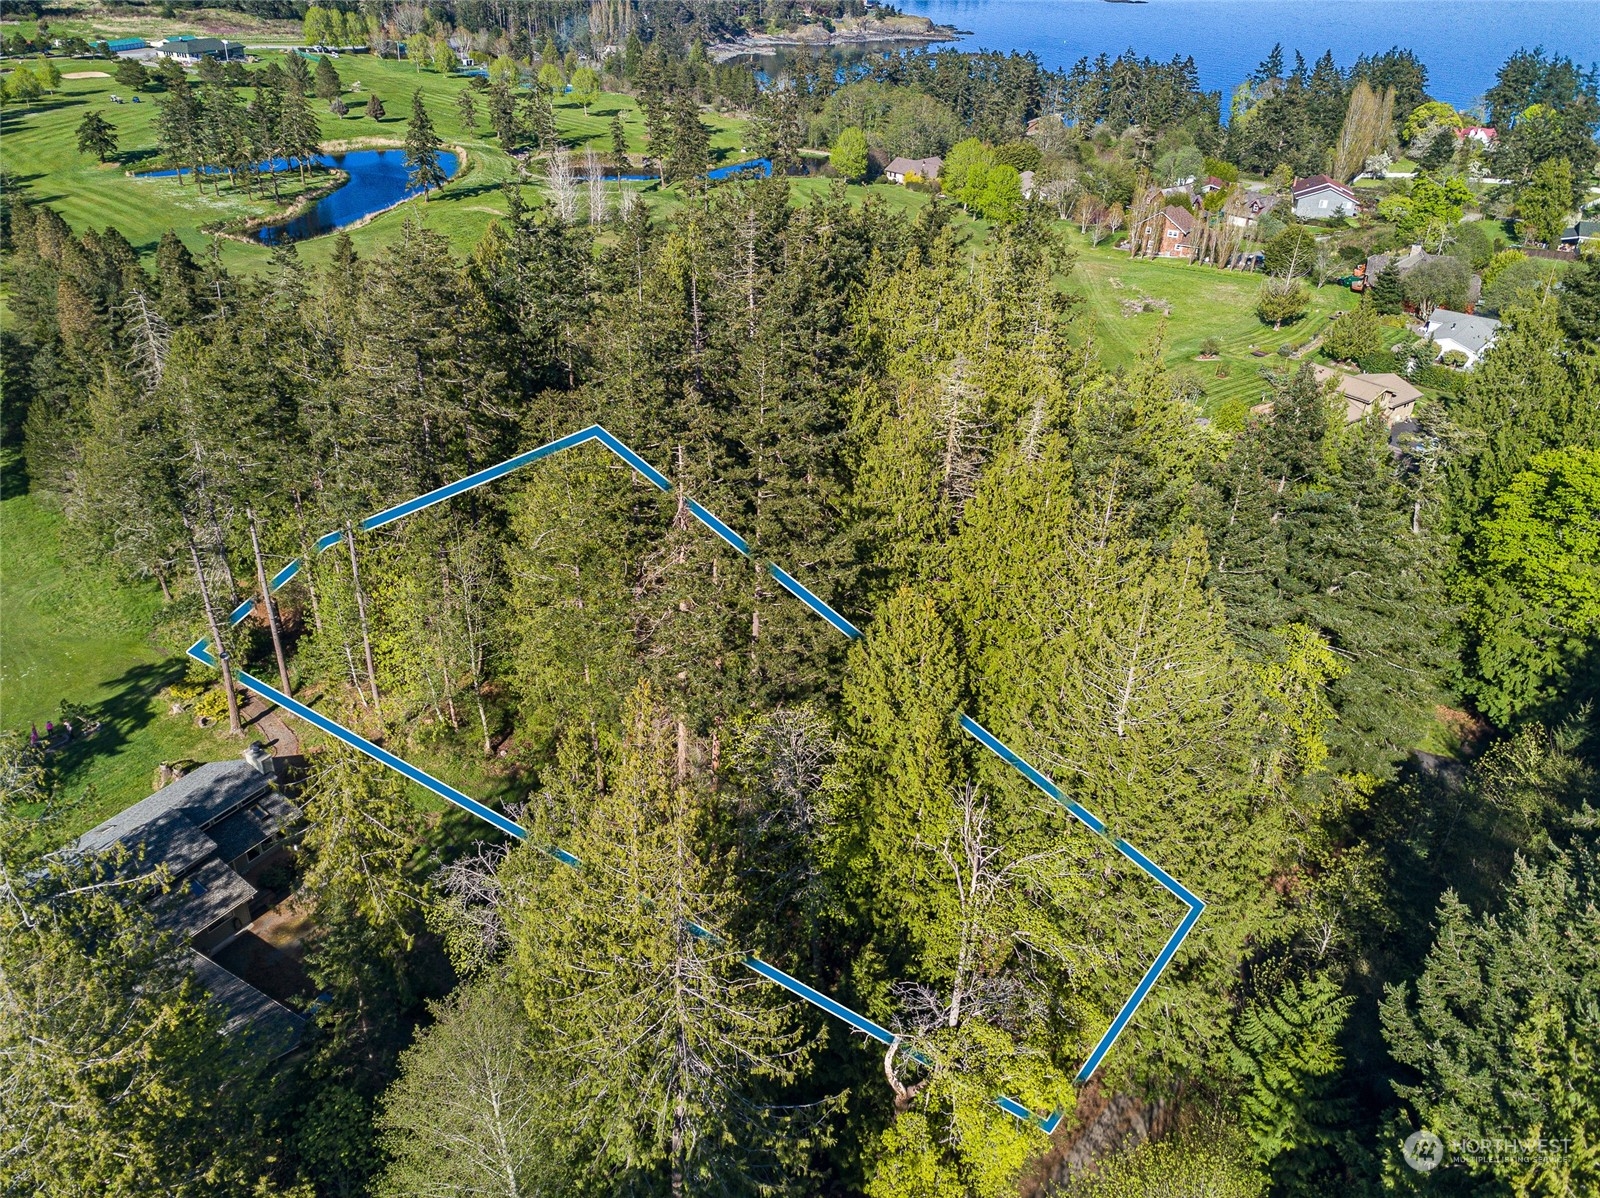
{"left": 196, "top": 140, "right": 470, "bottom": 247}
{"left": 708, "top": 17, "right": 958, "bottom": 62}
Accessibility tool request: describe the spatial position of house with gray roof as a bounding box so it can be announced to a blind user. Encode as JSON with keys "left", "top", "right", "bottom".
{"left": 65, "top": 750, "right": 305, "bottom": 1057}
{"left": 1422, "top": 309, "right": 1501, "bottom": 367}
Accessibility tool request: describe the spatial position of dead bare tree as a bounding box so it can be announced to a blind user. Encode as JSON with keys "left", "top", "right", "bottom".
{"left": 584, "top": 145, "right": 608, "bottom": 225}
{"left": 545, "top": 147, "right": 579, "bottom": 223}
{"left": 935, "top": 355, "right": 987, "bottom": 515}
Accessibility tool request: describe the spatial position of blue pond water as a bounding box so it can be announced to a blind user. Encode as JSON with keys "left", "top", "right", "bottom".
{"left": 137, "top": 148, "right": 459, "bottom": 243}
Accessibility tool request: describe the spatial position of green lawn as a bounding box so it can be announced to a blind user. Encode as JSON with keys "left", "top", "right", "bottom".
{"left": 1, "top": 55, "right": 756, "bottom": 272}
{"left": 0, "top": 465, "right": 239, "bottom": 838}
{"left": 1061, "top": 234, "right": 1357, "bottom": 419}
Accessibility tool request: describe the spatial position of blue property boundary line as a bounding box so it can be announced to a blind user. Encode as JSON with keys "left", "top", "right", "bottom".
{"left": 191, "top": 426, "right": 1203, "bottom": 1129}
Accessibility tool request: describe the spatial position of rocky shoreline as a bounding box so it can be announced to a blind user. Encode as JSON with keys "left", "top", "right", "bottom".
{"left": 708, "top": 15, "right": 958, "bottom": 61}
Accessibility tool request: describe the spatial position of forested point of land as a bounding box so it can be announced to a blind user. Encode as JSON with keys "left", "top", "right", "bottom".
{"left": 2, "top": 4, "right": 1599, "bottom": 1196}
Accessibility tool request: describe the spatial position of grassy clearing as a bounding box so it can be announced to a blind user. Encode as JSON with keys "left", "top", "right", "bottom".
{"left": 0, "top": 463, "right": 238, "bottom": 838}
{"left": 1, "top": 55, "right": 758, "bottom": 272}
{"left": 1060, "top": 232, "right": 1357, "bottom": 419}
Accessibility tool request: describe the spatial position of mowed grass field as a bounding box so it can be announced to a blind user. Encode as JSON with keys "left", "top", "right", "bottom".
{"left": 0, "top": 462, "right": 237, "bottom": 836}
{"left": 1, "top": 51, "right": 757, "bottom": 272}
{"left": 1064, "top": 242, "right": 1359, "bottom": 419}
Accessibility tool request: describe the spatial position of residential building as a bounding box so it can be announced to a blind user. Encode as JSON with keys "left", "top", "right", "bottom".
{"left": 1361, "top": 244, "right": 1482, "bottom": 308}
{"left": 1225, "top": 190, "right": 1280, "bottom": 230}
{"left": 1292, "top": 175, "right": 1359, "bottom": 219}
{"left": 1139, "top": 205, "right": 1195, "bottom": 259}
{"left": 1423, "top": 309, "right": 1500, "bottom": 367}
{"left": 152, "top": 35, "right": 244, "bottom": 62}
{"left": 1455, "top": 125, "right": 1498, "bottom": 147}
{"left": 1311, "top": 364, "right": 1424, "bottom": 425}
{"left": 883, "top": 155, "right": 943, "bottom": 184}
{"left": 1560, "top": 220, "right": 1600, "bottom": 249}
{"left": 65, "top": 750, "right": 305, "bottom": 1055}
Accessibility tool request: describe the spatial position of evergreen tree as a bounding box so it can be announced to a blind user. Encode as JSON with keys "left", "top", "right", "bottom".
{"left": 1321, "top": 299, "right": 1381, "bottom": 361}
{"left": 1368, "top": 260, "right": 1405, "bottom": 314}
{"left": 313, "top": 52, "right": 342, "bottom": 101}
{"left": 666, "top": 89, "right": 711, "bottom": 185}
{"left": 365, "top": 91, "right": 385, "bottom": 122}
{"left": 609, "top": 109, "right": 628, "bottom": 167}
{"left": 453, "top": 86, "right": 475, "bottom": 130}
{"left": 1382, "top": 843, "right": 1600, "bottom": 1198}
{"left": 486, "top": 77, "right": 518, "bottom": 149}
{"left": 1443, "top": 295, "right": 1592, "bottom": 529}
{"left": 277, "top": 74, "right": 321, "bottom": 183}
{"left": 403, "top": 90, "right": 448, "bottom": 196}
{"left": 506, "top": 682, "right": 822, "bottom": 1194}
{"left": 74, "top": 109, "right": 117, "bottom": 162}
{"left": 1460, "top": 447, "right": 1600, "bottom": 724}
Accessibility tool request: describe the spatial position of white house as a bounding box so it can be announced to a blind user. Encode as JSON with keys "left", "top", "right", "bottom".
{"left": 883, "top": 155, "right": 942, "bottom": 184}
{"left": 1291, "top": 175, "right": 1358, "bottom": 219}
{"left": 1423, "top": 309, "right": 1500, "bottom": 367}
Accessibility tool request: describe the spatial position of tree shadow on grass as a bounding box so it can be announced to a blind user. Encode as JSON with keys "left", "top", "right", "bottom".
{"left": 48, "top": 657, "right": 193, "bottom": 791}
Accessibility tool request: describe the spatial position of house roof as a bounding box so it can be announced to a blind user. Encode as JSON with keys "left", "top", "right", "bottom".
{"left": 207, "top": 792, "right": 302, "bottom": 863}
{"left": 1312, "top": 365, "right": 1422, "bottom": 420}
{"left": 154, "top": 857, "right": 257, "bottom": 938}
{"left": 1561, "top": 220, "right": 1600, "bottom": 241}
{"left": 189, "top": 950, "right": 304, "bottom": 1057}
{"left": 884, "top": 156, "right": 942, "bottom": 177}
{"left": 1426, "top": 309, "right": 1500, "bottom": 355}
{"left": 1163, "top": 205, "right": 1195, "bottom": 234}
{"left": 1293, "top": 174, "right": 1357, "bottom": 201}
{"left": 102, "top": 810, "right": 220, "bottom": 879}
{"left": 1365, "top": 245, "right": 1435, "bottom": 281}
{"left": 1241, "top": 192, "right": 1280, "bottom": 215}
{"left": 74, "top": 760, "right": 271, "bottom": 858}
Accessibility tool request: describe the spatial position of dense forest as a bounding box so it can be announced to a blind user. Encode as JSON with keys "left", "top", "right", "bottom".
{"left": 2, "top": 8, "right": 1599, "bottom": 1198}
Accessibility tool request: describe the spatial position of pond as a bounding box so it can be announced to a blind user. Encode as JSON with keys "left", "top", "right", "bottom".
{"left": 255, "top": 148, "right": 458, "bottom": 244}
{"left": 137, "top": 148, "right": 459, "bottom": 244}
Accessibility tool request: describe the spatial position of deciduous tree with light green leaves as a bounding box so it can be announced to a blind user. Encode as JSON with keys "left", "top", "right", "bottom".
{"left": 569, "top": 65, "right": 600, "bottom": 114}
{"left": 831, "top": 125, "right": 868, "bottom": 180}
{"left": 375, "top": 979, "right": 571, "bottom": 1198}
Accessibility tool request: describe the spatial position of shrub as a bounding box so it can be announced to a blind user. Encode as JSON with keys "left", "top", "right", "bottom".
{"left": 1263, "top": 225, "right": 1320, "bottom": 277}
{"left": 1356, "top": 348, "right": 1402, "bottom": 373}
{"left": 1411, "top": 362, "right": 1461, "bottom": 390}
{"left": 1255, "top": 277, "right": 1310, "bottom": 328}
{"left": 1321, "top": 301, "right": 1382, "bottom": 361}
{"left": 991, "top": 139, "right": 1041, "bottom": 173}
{"left": 1438, "top": 349, "right": 1469, "bottom": 368}
{"left": 1200, "top": 336, "right": 1222, "bottom": 358}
